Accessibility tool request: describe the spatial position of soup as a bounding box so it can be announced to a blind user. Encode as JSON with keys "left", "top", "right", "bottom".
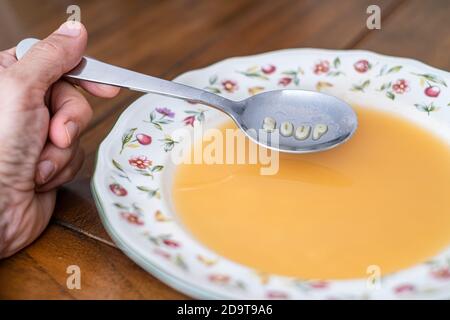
{"left": 172, "top": 107, "right": 450, "bottom": 279}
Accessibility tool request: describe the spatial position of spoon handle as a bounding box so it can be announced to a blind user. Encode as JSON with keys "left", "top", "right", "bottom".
{"left": 16, "top": 38, "right": 237, "bottom": 113}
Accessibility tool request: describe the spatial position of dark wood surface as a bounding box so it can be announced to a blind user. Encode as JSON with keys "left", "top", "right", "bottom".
{"left": 0, "top": 0, "right": 448, "bottom": 299}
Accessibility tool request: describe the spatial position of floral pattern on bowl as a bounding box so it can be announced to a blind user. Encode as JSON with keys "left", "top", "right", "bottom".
{"left": 92, "top": 49, "right": 450, "bottom": 299}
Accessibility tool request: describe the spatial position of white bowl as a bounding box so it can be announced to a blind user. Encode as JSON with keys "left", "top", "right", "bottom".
{"left": 92, "top": 49, "right": 450, "bottom": 299}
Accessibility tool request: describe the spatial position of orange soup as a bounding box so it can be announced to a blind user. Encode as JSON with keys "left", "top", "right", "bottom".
{"left": 172, "top": 107, "right": 450, "bottom": 279}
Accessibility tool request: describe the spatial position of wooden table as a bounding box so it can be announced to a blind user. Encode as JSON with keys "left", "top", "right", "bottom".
{"left": 0, "top": 0, "right": 448, "bottom": 299}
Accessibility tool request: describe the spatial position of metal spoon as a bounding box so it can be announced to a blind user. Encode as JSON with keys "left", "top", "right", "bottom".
{"left": 16, "top": 38, "right": 357, "bottom": 153}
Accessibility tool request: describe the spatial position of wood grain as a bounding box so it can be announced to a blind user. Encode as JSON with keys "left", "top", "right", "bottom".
{"left": 355, "top": 0, "right": 450, "bottom": 70}
{"left": 1, "top": 0, "right": 447, "bottom": 299}
{"left": 0, "top": 224, "right": 187, "bottom": 299}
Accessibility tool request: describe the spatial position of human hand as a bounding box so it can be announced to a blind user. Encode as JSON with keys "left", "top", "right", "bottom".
{"left": 0, "top": 22, "right": 120, "bottom": 258}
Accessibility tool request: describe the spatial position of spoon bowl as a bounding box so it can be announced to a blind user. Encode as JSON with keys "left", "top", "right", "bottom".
{"left": 16, "top": 38, "right": 357, "bottom": 153}
{"left": 239, "top": 89, "right": 357, "bottom": 153}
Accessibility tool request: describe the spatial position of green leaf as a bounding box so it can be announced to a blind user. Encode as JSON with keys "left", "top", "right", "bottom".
{"left": 154, "top": 122, "right": 163, "bottom": 131}
{"left": 113, "top": 203, "right": 128, "bottom": 209}
{"left": 281, "top": 70, "right": 297, "bottom": 76}
{"left": 205, "top": 86, "right": 221, "bottom": 94}
{"left": 361, "top": 79, "right": 370, "bottom": 88}
{"left": 112, "top": 159, "right": 125, "bottom": 172}
{"left": 333, "top": 57, "right": 341, "bottom": 68}
{"left": 122, "top": 128, "right": 137, "bottom": 144}
{"left": 197, "top": 112, "right": 205, "bottom": 122}
{"left": 175, "top": 254, "right": 188, "bottom": 271}
{"left": 327, "top": 71, "right": 344, "bottom": 77}
{"left": 378, "top": 65, "right": 387, "bottom": 76}
{"left": 387, "top": 65, "right": 402, "bottom": 74}
{"left": 209, "top": 74, "right": 218, "bottom": 85}
{"left": 238, "top": 71, "right": 268, "bottom": 80}
{"left": 351, "top": 80, "right": 370, "bottom": 92}
{"left": 378, "top": 82, "right": 391, "bottom": 91}
{"left": 151, "top": 165, "right": 164, "bottom": 172}
{"left": 412, "top": 73, "right": 447, "bottom": 87}
{"left": 137, "top": 186, "right": 151, "bottom": 192}
{"left": 164, "top": 142, "right": 175, "bottom": 152}
{"left": 386, "top": 91, "right": 395, "bottom": 100}
{"left": 149, "top": 189, "right": 160, "bottom": 198}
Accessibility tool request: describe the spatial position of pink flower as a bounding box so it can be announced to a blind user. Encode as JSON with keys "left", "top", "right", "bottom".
{"left": 309, "top": 281, "right": 329, "bottom": 289}
{"left": 222, "top": 80, "right": 238, "bottom": 93}
{"left": 153, "top": 248, "right": 171, "bottom": 260}
{"left": 431, "top": 266, "right": 450, "bottom": 280}
{"left": 156, "top": 107, "right": 175, "bottom": 118}
{"left": 136, "top": 133, "right": 152, "bottom": 145}
{"left": 162, "top": 238, "right": 180, "bottom": 248}
{"left": 209, "top": 274, "right": 230, "bottom": 284}
{"left": 394, "top": 284, "right": 415, "bottom": 294}
{"left": 314, "top": 60, "right": 330, "bottom": 75}
{"left": 183, "top": 115, "right": 196, "bottom": 127}
{"left": 354, "top": 59, "right": 370, "bottom": 73}
{"left": 109, "top": 183, "right": 127, "bottom": 196}
{"left": 129, "top": 155, "right": 152, "bottom": 169}
{"left": 392, "top": 79, "right": 409, "bottom": 94}
{"left": 266, "top": 291, "right": 288, "bottom": 299}
{"left": 278, "top": 77, "right": 292, "bottom": 86}
{"left": 262, "top": 64, "right": 276, "bottom": 74}
{"left": 425, "top": 85, "right": 440, "bottom": 97}
{"left": 121, "top": 212, "right": 144, "bottom": 225}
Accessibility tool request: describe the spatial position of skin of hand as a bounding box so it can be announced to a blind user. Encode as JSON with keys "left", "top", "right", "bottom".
{"left": 0, "top": 22, "right": 120, "bottom": 258}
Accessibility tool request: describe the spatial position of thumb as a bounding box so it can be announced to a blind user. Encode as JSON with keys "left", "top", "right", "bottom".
{"left": 12, "top": 21, "right": 87, "bottom": 91}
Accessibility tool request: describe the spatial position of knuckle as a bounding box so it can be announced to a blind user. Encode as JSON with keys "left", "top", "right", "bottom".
{"left": 0, "top": 70, "right": 38, "bottom": 99}
{"left": 33, "top": 40, "right": 63, "bottom": 59}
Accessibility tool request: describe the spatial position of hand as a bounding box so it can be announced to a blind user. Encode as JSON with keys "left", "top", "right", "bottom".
{"left": 0, "top": 22, "right": 120, "bottom": 258}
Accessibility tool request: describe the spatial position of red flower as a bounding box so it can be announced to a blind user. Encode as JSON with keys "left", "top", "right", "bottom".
{"left": 278, "top": 77, "right": 292, "bottom": 86}
{"left": 354, "top": 59, "right": 370, "bottom": 73}
{"left": 266, "top": 291, "right": 288, "bottom": 299}
{"left": 121, "top": 212, "right": 144, "bottom": 225}
{"left": 314, "top": 60, "right": 330, "bottom": 75}
{"left": 109, "top": 183, "right": 127, "bottom": 196}
{"left": 222, "top": 80, "right": 238, "bottom": 93}
{"left": 309, "top": 281, "right": 329, "bottom": 289}
{"left": 431, "top": 266, "right": 450, "bottom": 280}
{"left": 129, "top": 155, "right": 152, "bottom": 169}
{"left": 183, "top": 115, "right": 196, "bottom": 127}
{"left": 136, "top": 133, "right": 152, "bottom": 145}
{"left": 394, "top": 284, "right": 415, "bottom": 294}
{"left": 425, "top": 85, "right": 440, "bottom": 97}
{"left": 392, "top": 79, "right": 409, "bottom": 94}
{"left": 208, "top": 274, "right": 230, "bottom": 284}
{"left": 262, "top": 64, "right": 276, "bottom": 74}
{"left": 162, "top": 238, "right": 180, "bottom": 248}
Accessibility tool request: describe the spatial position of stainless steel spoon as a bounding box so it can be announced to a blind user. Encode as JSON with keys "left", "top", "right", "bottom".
{"left": 16, "top": 38, "right": 357, "bottom": 153}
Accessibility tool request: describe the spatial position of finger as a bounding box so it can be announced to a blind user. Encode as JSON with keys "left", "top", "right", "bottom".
{"left": 69, "top": 79, "right": 121, "bottom": 98}
{"left": 35, "top": 139, "right": 80, "bottom": 185}
{"left": 0, "top": 47, "right": 17, "bottom": 69}
{"left": 37, "top": 147, "right": 84, "bottom": 192}
{"left": 10, "top": 21, "right": 87, "bottom": 92}
{"left": 49, "top": 80, "right": 93, "bottom": 148}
